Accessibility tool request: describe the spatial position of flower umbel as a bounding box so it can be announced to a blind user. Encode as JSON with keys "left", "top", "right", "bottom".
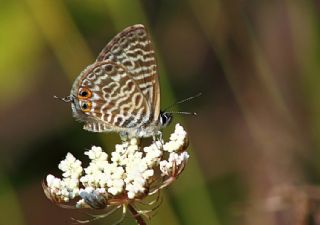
{"left": 43, "top": 123, "right": 189, "bottom": 224}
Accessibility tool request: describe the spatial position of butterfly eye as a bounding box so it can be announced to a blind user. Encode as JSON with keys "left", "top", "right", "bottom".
{"left": 80, "top": 101, "right": 92, "bottom": 112}
{"left": 78, "top": 88, "right": 92, "bottom": 99}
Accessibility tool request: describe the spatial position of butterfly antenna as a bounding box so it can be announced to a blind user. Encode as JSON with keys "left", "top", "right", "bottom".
{"left": 166, "top": 111, "right": 198, "bottom": 116}
{"left": 53, "top": 95, "right": 73, "bottom": 103}
{"left": 163, "top": 92, "right": 202, "bottom": 112}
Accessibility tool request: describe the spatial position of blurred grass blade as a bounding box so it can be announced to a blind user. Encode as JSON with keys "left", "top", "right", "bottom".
{"left": 0, "top": 171, "right": 25, "bottom": 225}
{"left": 25, "top": 0, "right": 93, "bottom": 77}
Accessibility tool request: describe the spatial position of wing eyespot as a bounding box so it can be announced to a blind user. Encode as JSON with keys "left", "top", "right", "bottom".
{"left": 80, "top": 101, "right": 92, "bottom": 112}
{"left": 78, "top": 87, "right": 92, "bottom": 99}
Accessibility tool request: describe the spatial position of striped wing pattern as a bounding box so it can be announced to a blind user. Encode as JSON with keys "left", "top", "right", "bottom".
{"left": 96, "top": 25, "right": 160, "bottom": 122}
{"left": 79, "top": 61, "right": 151, "bottom": 132}
{"left": 71, "top": 25, "right": 161, "bottom": 135}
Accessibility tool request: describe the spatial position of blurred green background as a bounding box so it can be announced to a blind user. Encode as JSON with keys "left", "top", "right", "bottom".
{"left": 1, "top": 0, "right": 320, "bottom": 224}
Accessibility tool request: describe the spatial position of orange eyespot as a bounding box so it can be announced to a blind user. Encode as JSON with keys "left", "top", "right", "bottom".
{"left": 80, "top": 101, "right": 92, "bottom": 112}
{"left": 78, "top": 87, "right": 92, "bottom": 99}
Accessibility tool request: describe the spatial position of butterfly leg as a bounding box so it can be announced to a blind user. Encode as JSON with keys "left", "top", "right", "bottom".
{"left": 153, "top": 131, "right": 164, "bottom": 144}
{"left": 151, "top": 131, "right": 164, "bottom": 151}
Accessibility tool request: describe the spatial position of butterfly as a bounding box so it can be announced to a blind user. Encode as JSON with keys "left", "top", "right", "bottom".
{"left": 58, "top": 24, "right": 172, "bottom": 140}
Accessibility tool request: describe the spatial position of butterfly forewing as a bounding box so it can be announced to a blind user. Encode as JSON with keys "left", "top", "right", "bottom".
{"left": 77, "top": 61, "right": 152, "bottom": 132}
{"left": 96, "top": 25, "right": 160, "bottom": 122}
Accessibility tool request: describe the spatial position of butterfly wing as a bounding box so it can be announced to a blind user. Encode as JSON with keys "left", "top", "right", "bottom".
{"left": 73, "top": 61, "right": 153, "bottom": 133}
{"left": 96, "top": 24, "right": 160, "bottom": 123}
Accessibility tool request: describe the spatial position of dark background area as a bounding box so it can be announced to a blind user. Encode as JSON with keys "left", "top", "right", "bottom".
{"left": 1, "top": 0, "right": 320, "bottom": 225}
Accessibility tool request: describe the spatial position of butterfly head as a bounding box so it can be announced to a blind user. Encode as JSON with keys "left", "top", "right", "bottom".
{"left": 159, "top": 111, "right": 172, "bottom": 128}
{"left": 70, "top": 87, "right": 95, "bottom": 121}
{"left": 55, "top": 86, "right": 94, "bottom": 123}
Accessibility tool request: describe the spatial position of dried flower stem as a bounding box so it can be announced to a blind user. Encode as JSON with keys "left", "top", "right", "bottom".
{"left": 127, "top": 204, "right": 147, "bottom": 225}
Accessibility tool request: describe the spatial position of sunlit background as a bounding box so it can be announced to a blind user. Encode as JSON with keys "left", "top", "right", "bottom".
{"left": 2, "top": 0, "right": 320, "bottom": 224}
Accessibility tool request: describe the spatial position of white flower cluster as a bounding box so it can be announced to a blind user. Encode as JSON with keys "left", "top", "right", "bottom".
{"left": 46, "top": 153, "right": 82, "bottom": 202}
{"left": 163, "top": 124, "right": 188, "bottom": 152}
{"left": 160, "top": 124, "right": 189, "bottom": 176}
{"left": 44, "top": 123, "right": 190, "bottom": 208}
{"left": 159, "top": 152, "right": 190, "bottom": 176}
{"left": 80, "top": 146, "right": 125, "bottom": 196}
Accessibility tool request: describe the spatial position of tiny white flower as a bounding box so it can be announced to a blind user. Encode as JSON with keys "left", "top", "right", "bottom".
{"left": 58, "top": 153, "right": 83, "bottom": 179}
{"left": 127, "top": 191, "right": 135, "bottom": 199}
{"left": 142, "top": 169, "right": 154, "bottom": 179}
{"left": 130, "top": 138, "right": 138, "bottom": 146}
{"left": 111, "top": 151, "right": 122, "bottom": 163}
{"left": 85, "top": 146, "right": 108, "bottom": 161}
{"left": 127, "top": 144, "right": 139, "bottom": 152}
{"left": 46, "top": 174, "right": 58, "bottom": 187}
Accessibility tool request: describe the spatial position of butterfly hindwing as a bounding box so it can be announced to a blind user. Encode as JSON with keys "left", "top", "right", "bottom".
{"left": 77, "top": 61, "right": 152, "bottom": 132}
